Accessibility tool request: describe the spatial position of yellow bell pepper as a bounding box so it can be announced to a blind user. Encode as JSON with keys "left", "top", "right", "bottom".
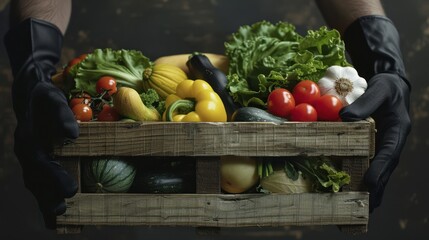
{"left": 164, "top": 79, "right": 227, "bottom": 122}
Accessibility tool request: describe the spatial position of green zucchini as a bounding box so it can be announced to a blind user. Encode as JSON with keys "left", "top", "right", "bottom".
{"left": 132, "top": 158, "right": 196, "bottom": 193}
{"left": 138, "top": 172, "right": 195, "bottom": 193}
{"left": 231, "top": 107, "right": 288, "bottom": 123}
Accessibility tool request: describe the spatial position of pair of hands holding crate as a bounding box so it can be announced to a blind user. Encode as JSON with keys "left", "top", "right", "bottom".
{"left": 4, "top": 16, "right": 410, "bottom": 229}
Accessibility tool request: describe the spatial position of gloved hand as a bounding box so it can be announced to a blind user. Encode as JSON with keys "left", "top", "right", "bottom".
{"left": 4, "top": 18, "right": 79, "bottom": 228}
{"left": 341, "top": 16, "right": 411, "bottom": 212}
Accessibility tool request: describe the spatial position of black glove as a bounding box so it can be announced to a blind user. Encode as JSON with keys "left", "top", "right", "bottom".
{"left": 341, "top": 16, "right": 411, "bottom": 212}
{"left": 4, "top": 18, "right": 79, "bottom": 229}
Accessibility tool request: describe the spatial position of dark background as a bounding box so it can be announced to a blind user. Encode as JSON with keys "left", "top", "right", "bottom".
{"left": 1, "top": 0, "right": 428, "bottom": 239}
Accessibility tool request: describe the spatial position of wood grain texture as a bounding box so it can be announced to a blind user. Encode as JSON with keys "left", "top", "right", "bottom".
{"left": 196, "top": 157, "right": 220, "bottom": 194}
{"left": 54, "top": 120, "right": 375, "bottom": 157}
{"left": 57, "top": 192, "right": 369, "bottom": 227}
{"left": 341, "top": 157, "right": 370, "bottom": 191}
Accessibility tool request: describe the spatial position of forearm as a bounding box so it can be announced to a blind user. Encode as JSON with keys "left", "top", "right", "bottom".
{"left": 9, "top": 0, "right": 72, "bottom": 35}
{"left": 315, "top": 0, "right": 385, "bottom": 35}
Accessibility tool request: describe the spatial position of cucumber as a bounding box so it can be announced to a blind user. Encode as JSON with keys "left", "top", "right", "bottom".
{"left": 231, "top": 107, "right": 288, "bottom": 123}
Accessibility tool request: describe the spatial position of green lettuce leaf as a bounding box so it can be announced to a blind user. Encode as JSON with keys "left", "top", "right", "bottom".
{"left": 67, "top": 48, "right": 152, "bottom": 96}
{"left": 225, "top": 21, "right": 351, "bottom": 108}
{"left": 288, "top": 156, "right": 350, "bottom": 193}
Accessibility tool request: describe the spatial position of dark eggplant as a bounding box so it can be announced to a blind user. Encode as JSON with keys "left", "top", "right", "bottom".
{"left": 186, "top": 53, "right": 239, "bottom": 120}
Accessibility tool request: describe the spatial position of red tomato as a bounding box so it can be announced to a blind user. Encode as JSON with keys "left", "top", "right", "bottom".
{"left": 72, "top": 103, "right": 93, "bottom": 122}
{"left": 69, "top": 93, "right": 91, "bottom": 108}
{"left": 96, "top": 76, "right": 118, "bottom": 96}
{"left": 97, "top": 104, "right": 120, "bottom": 121}
{"left": 290, "top": 103, "right": 318, "bottom": 122}
{"left": 311, "top": 94, "right": 343, "bottom": 121}
{"left": 292, "top": 80, "right": 321, "bottom": 105}
{"left": 267, "top": 88, "right": 296, "bottom": 118}
{"left": 67, "top": 57, "right": 82, "bottom": 67}
{"left": 78, "top": 53, "right": 88, "bottom": 61}
{"left": 63, "top": 57, "right": 84, "bottom": 77}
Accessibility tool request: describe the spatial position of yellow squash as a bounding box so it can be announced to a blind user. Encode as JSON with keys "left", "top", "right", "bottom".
{"left": 113, "top": 87, "right": 161, "bottom": 121}
{"left": 154, "top": 53, "right": 229, "bottom": 75}
{"left": 143, "top": 63, "right": 187, "bottom": 99}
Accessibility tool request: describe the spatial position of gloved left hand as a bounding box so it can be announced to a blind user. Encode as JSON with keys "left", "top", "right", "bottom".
{"left": 4, "top": 18, "right": 79, "bottom": 229}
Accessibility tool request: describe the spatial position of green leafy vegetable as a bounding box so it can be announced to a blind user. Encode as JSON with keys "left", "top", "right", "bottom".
{"left": 288, "top": 156, "right": 350, "bottom": 193}
{"left": 67, "top": 48, "right": 152, "bottom": 96}
{"left": 256, "top": 157, "right": 349, "bottom": 193}
{"left": 225, "top": 20, "right": 351, "bottom": 108}
{"left": 140, "top": 88, "right": 165, "bottom": 115}
{"left": 284, "top": 161, "right": 299, "bottom": 181}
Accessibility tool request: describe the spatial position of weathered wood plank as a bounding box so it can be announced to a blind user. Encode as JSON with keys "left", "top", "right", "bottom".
{"left": 196, "top": 157, "right": 220, "bottom": 193}
{"left": 195, "top": 157, "right": 222, "bottom": 235}
{"left": 59, "top": 158, "right": 81, "bottom": 192}
{"left": 53, "top": 121, "right": 375, "bottom": 157}
{"left": 57, "top": 192, "right": 369, "bottom": 227}
{"left": 341, "top": 156, "right": 370, "bottom": 192}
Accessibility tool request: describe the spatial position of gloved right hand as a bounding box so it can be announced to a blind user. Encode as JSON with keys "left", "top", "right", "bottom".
{"left": 4, "top": 18, "right": 79, "bottom": 229}
{"left": 340, "top": 16, "right": 412, "bottom": 213}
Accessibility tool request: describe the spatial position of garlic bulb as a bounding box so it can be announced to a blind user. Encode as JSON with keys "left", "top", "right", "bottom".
{"left": 317, "top": 65, "right": 367, "bottom": 106}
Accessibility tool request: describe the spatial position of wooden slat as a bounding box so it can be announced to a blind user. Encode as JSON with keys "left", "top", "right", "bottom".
{"left": 57, "top": 192, "right": 369, "bottom": 227}
{"left": 196, "top": 157, "right": 221, "bottom": 193}
{"left": 59, "top": 158, "right": 81, "bottom": 192}
{"left": 53, "top": 121, "right": 375, "bottom": 157}
{"left": 195, "top": 157, "right": 222, "bottom": 235}
{"left": 341, "top": 156, "right": 370, "bottom": 192}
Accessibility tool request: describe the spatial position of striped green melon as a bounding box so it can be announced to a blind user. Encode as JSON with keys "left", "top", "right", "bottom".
{"left": 83, "top": 158, "right": 136, "bottom": 193}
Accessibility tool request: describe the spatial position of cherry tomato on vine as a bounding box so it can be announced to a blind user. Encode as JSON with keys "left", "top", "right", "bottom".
{"left": 292, "top": 80, "right": 321, "bottom": 105}
{"left": 96, "top": 76, "right": 117, "bottom": 96}
{"left": 97, "top": 104, "right": 120, "bottom": 121}
{"left": 311, "top": 94, "right": 343, "bottom": 121}
{"left": 290, "top": 103, "right": 318, "bottom": 122}
{"left": 69, "top": 92, "right": 91, "bottom": 108}
{"left": 72, "top": 103, "right": 93, "bottom": 122}
{"left": 63, "top": 55, "right": 85, "bottom": 77}
{"left": 267, "top": 88, "right": 296, "bottom": 118}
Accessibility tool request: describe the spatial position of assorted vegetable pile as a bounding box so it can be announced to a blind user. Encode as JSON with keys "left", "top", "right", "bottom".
{"left": 58, "top": 20, "right": 368, "bottom": 194}
{"left": 225, "top": 21, "right": 351, "bottom": 108}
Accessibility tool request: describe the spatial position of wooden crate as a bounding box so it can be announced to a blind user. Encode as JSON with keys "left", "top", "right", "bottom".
{"left": 54, "top": 119, "right": 375, "bottom": 234}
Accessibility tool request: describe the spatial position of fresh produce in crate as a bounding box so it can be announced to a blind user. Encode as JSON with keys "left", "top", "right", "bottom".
{"left": 63, "top": 48, "right": 187, "bottom": 100}
{"left": 187, "top": 52, "right": 239, "bottom": 120}
{"left": 65, "top": 48, "right": 151, "bottom": 96}
{"left": 164, "top": 79, "right": 227, "bottom": 122}
{"left": 142, "top": 63, "right": 188, "bottom": 99}
{"left": 82, "top": 158, "right": 136, "bottom": 193}
{"left": 231, "top": 107, "right": 287, "bottom": 123}
{"left": 131, "top": 158, "right": 196, "bottom": 194}
{"left": 225, "top": 20, "right": 351, "bottom": 108}
{"left": 260, "top": 170, "right": 312, "bottom": 194}
{"left": 266, "top": 81, "right": 344, "bottom": 122}
{"left": 154, "top": 53, "right": 229, "bottom": 75}
{"left": 317, "top": 65, "right": 367, "bottom": 106}
{"left": 113, "top": 87, "right": 161, "bottom": 121}
{"left": 220, "top": 156, "right": 259, "bottom": 194}
{"left": 257, "top": 157, "right": 351, "bottom": 193}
